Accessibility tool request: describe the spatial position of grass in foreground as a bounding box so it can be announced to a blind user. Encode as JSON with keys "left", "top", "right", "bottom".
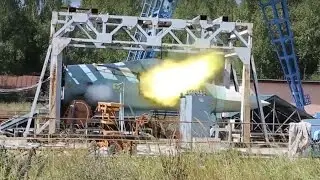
{"left": 0, "top": 149, "right": 319, "bottom": 180}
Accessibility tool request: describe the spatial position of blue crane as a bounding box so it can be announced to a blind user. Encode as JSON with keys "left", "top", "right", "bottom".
{"left": 126, "top": 0, "right": 177, "bottom": 61}
{"left": 258, "top": 0, "right": 311, "bottom": 110}
{"left": 127, "top": 0, "right": 309, "bottom": 110}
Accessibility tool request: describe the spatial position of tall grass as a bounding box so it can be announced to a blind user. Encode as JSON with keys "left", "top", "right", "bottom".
{"left": 0, "top": 102, "right": 31, "bottom": 113}
{"left": 0, "top": 102, "right": 46, "bottom": 115}
{"left": 0, "top": 149, "right": 319, "bottom": 180}
{"left": 0, "top": 102, "right": 317, "bottom": 179}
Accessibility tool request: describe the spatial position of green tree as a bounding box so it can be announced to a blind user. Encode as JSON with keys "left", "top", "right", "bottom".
{"left": 238, "top": 0, "right": 320, "bottom": 79}
{"left": 0, "top": 0, "right": 62, "bottom": 75}
{"left": 0, "top": 0, "right": 319, "bottom": 81}
{"left": 63, "top": 0, "right": 143, "bottom": 64}
{"left": 290, "top": 0, "right": 320, "bottom": 79}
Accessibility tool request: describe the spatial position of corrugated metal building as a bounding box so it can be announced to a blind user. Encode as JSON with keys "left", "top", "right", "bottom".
{"left": 0, "top": 75, "right": 40, "bottom": 101}
{"left": 0, "top": 75, "right": 39, "bottom": 89}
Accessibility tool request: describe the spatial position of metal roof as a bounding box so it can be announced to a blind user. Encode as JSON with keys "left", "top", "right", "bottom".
{"left": 223, "top": 94, "right": 313, "bottom": 119}
{"left": 261, "top": 95, "right": 313, "bottom": 119}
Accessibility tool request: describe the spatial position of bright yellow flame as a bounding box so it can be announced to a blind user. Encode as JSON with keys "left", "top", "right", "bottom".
{"left": 139, "top": 52, "right": 224, "bottom": 107}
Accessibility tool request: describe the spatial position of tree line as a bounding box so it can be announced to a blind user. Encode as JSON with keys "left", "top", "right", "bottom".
{"left": 0, "top": 0, "right": 319, "bottom": 80}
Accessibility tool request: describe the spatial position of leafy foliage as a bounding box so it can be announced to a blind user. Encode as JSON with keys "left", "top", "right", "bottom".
{"left": 0, "top": 0, "right": 62, "bottom": 75}
{"left": 0, "top": 0, "right": 319, "bottom": 80}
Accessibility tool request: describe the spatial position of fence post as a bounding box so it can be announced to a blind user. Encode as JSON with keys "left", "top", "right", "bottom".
{"left": 228, "top": 121, "right": 232, "bottom": 147}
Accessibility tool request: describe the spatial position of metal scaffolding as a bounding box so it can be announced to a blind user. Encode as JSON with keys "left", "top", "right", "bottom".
{"left": 230, "top": 95, "right": 313, "bottom": 142}
{"left": 259, "top": 0, "right": 310, "bottom": 110}
{"left": 22, "top": 9, "right": 262, "bottom": 144}
{"left": 127, "top": 0, "right": 177, "bottom": 61}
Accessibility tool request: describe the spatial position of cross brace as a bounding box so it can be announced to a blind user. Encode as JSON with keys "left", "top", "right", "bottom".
{"left": 22, "top": 11, "right": 256, "bottom": 142}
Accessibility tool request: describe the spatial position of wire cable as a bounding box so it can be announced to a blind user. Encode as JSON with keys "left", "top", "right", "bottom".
{"left": 0, "top": 77, "right": 50, "bottom": 94}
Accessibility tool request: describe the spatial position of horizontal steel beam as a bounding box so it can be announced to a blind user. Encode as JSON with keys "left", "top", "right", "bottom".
{"left": 51, "top": 12, "right": 253, "bottom": 51}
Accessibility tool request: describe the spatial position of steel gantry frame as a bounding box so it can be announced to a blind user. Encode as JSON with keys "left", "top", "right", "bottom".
{"left": 258, "top": 0, "right": 311, "bottom": 110}
{"left": 22, "top": 9, "right": 267, "bottom": 144}
{"left": 126, "top": 0, "right": 177, "bottom": 61}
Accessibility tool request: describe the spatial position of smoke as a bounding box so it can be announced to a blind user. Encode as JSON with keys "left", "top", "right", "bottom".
{"left": 139, "top": 51, "right": 224, "bottom": 107}
{"left": 84, "top": 84, "right": 113, "bottom": 104}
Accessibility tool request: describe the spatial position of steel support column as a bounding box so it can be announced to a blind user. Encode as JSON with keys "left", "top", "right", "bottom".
{"left": 251, "top": 56, "right": 269, "bottom": 143}
{"left": 223, "top": 58, "right": 231, "bottom": 89}
{"left": 179, "top": 95, "right": 192, "bottom": 149}
{"left": 241, "top": 64, "right": 251, "bottom": 145}
{"left": 49, "top": 52, "right": 62, "bottom": 134}
{"left": 25, "top": 11, "right": 255, "bottom": 137}
{"left": 48, "top": 38, "right": 70, "bottom": 134}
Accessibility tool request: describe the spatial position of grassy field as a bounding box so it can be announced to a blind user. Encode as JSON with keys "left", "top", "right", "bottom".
{"left": 0, "top": 102, "right": 31, "bottom": 112}
{"left": 0, "top": 103, "right": 318, "bottom": 179}
{"left": 0, "top": 149, "right": 318, "bottom": 180}
{"left": 0, "top": 102, "right": 47, "bottom": 115}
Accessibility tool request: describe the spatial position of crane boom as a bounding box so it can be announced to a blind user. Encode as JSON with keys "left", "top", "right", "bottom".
{"left": 258, "top": 0, "right": 310, "bottom": 110}
{"left": 126, "top": 0, "right": 177, "bottom": 61}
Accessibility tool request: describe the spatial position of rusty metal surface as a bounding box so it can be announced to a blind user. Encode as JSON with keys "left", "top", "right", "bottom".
{"left": 0, "top": 75, "right": 39, "bottom": 89}
{"left": 63, "top": 100, "right": 92, "bottom": 129}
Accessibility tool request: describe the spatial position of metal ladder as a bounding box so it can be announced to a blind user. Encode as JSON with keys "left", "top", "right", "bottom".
{"left": 126, "top": 0, "right": 155, "bottom": 61}
{"left": 259, "top": 0, "right": 311, "bottom": 110}
{"left": 126, "top": 0, "right": 177, "bottom": 61}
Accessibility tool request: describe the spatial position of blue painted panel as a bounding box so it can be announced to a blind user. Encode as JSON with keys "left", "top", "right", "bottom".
{"left": 303, "top": 119, "right": 320, "bottom": 140}
{"left": 315, "top": 113, "right": 320, "bottom": 119}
